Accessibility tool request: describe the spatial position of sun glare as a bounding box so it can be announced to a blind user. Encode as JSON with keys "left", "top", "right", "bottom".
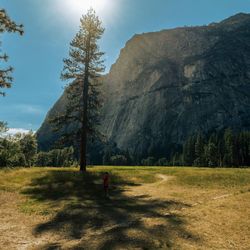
{"left": 63, "top": 0, "right": 111, "bottom": 17}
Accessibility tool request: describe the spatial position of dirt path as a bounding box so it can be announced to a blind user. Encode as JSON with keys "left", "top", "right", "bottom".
{"left": 125, "top": 174, "right": 174, "bottom": 199}
{"left": 128, "top": 173, "right": 235, "bottom": 207}
{"left": 151, "top": 174, "right": 172, "bottom": 184}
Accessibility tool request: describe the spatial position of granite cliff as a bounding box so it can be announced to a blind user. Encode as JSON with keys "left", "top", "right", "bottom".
{"left": 37, "top": 13, "right": 250, "bottom": 161}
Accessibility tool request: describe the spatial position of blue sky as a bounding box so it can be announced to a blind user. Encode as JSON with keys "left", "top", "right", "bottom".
{"left": 1, "top": 0, "right": 250, "bottom": 132}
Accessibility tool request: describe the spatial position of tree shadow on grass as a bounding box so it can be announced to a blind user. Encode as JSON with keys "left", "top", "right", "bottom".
{"left": 22, "top": 169, "right": 199, "bottom": 249}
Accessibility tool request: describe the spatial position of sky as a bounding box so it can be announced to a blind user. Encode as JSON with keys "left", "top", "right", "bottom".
{"left": 1, "top": 0, "right": 250, "bottom": 133}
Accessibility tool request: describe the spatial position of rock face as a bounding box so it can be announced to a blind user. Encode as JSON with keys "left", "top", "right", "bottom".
{"left": 37, "top": 13, "right": 250, "bottom": 159}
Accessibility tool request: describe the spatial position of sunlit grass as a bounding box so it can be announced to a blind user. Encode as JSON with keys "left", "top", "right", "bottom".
{"left": 0, "top": 166, "right": 249, "bottom": 215}
{"left": 0, "top": 166, "right": 249, "bottom": 249}
{"left": 1, "top": 166, "right": 250, "bottom": 192}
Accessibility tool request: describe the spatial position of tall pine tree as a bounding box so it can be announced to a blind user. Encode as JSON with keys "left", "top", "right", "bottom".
{"left": 53, "top": 9, "right": 105, "bottom": 172}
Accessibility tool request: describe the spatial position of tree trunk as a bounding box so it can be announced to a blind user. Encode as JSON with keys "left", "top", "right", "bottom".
{"left": 80, "top": 62, "right": 89, "bottom": 172}
{"left": 80, "top": 127, "right": 87, "bottom": 172}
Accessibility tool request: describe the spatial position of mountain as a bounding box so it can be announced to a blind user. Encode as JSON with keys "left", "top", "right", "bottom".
{"left": 37, "top": 13, "right": 250, "bottom": 161}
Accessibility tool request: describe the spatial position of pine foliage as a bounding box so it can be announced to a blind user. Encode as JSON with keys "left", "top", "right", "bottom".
{"left": 51, "top": 9, "right": 105, "bottom": 171}
{"left": 0, "top": 9, "right": 23, "bottom": 96}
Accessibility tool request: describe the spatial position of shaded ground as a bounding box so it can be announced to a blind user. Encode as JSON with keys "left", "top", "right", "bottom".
{"left": 0, "top": 167, "right": 249, "bottom": 249}
{"left": 24, "top": 171, "right": 194, "bottom": 249}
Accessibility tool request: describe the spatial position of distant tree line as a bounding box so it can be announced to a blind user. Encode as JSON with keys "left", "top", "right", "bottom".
{"left": 0, "top": 123, "right": 75, "bottom": 168}
{"left": 180, "top": 129, "right": 250, "bottom": 167}
{"left": 102, "top": 129, "right": 250, "bottom": 167}
{"left": 1, "top": 123, "right": 249, "bottom": 168}
{"left": 36, "top": 147, "right": 75, "bottom": 167}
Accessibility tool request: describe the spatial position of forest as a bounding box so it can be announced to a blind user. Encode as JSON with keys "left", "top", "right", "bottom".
{"left": 1, "top": 121, "right": 249, "bottom": 168}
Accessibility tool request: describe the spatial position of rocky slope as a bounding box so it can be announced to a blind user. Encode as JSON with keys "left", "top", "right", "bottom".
{"left": 37, "top": 13, "right": 250, "bottom": 160}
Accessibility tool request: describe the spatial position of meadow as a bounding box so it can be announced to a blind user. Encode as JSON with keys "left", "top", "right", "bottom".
{"left": 0, "top": 166, "right": 249, "bottom": 249}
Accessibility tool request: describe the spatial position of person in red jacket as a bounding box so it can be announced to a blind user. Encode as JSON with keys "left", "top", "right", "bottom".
{"left": 102, "top": 172, "right": 110, "bottom": 197}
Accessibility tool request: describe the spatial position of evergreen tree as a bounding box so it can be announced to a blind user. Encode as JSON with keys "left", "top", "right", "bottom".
{"left": 238, "top": 131, "right": 250, "bottom": 166}
{"left": 0, "top": 134, "right": 25, "bottom": 167}
{"left": 36, "top": 147, "right": 75, "bottom": 167}
{"left": 205, "top": 140, "right": 218, "bottom": 167}
{"left": 194, "top": 132, "right": 205, "bottom": 166}
{"left": 223, "top": 129, "right": 234, "bottom": 166}
{"left": 247, "top": 132, "right": 250, "bottom": 166}
{"left": 157, "top": 157, "right": 168, "bottom": 166}
{"left": 233, "top": 133, "right": 240, "bottom": 167}
{"left": 102, "top": 150, "right": 111, "bottom": 165}
{"left": 168, "top": 129, "right": 250, "bottom": 168}
{"left": 141, "top": 157, "right": 156, "bottom": 166}
{"left": 0, "top": 121, "right": 7, "bottom": 135}
{"left": 110, "top": 155, "right": 128, "bottom": 166}
{"left": 124, "top": 150, "right": 132, "bottom": 165}
{"left": 52, "top": 9, "right": 105, "bottom": 172}
{"left": 19, "top": 132, "right": 38, "bottom": 167}
{"left": 217, "top": 139, "right": 224, "bottom": 167}
{"left": 183, "top": 136, "right": 196, "bottom": 165}
{"left": 0, "top": 9, "right": 23, "bottom": 96}
{"left": 172, "top": 153, "right": 182, "bottom": 166}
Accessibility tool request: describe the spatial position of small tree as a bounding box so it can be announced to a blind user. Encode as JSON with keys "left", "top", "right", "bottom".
{"left": 110, "top": 155, "right": 128, "bottom": 166}
{"left": 52, "top": 9, "right": 105, "bottom": 172}
{"left": 36, "top": 147, "right": 75, "bottom": 167}
{"left": 223, "top": 129, "right": 234, "bottom": 166}
{"left": 157, "top": 157, "right": 168, "bottom": 166}
{"left": 0, "top": 134, "right": 25, "bottom": 167}
{"left": 36, "top": 151, "right": 50, "bottom": 167}
{"left": 141, "top": 157, "right": 156, "bottom": 166}
{"left": 19, "top": 132, "right": 38, "bottom": 167}
{"left": 238, "top": 131, "right": 250, "bottom": 166}
{"left": 183, "top": 136, "right": 196, "bottom": 166}
{"left": 0, "top": 9, "right": 23, "bottom": 96}
{"left": 204, "top": 141, "right": 218, "bottom": 167}
{"left": 0, "top": 121, "right": 8, "bottom": 135}
{"left": 194, "top": 132, "right": 205, "bottom": 166}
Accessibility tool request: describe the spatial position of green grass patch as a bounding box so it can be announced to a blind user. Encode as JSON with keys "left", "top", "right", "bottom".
{"left": 162, "top": 168, "right": 250, "bottom": 188}
{"left": 0, "top": 166, "right": 249, "bottom": 215}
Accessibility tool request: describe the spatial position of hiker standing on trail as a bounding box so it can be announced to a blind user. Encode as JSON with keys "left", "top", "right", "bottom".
{"left": 103, "top": 172, "right": 110, "bottom": 197}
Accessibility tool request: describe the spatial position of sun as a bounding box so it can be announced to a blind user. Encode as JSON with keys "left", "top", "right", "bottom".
{"left": 63, "top": 0, "right": 110, "bottom": 16}
{"left": 55, "top": 0, "right": 116, "bottom": 27}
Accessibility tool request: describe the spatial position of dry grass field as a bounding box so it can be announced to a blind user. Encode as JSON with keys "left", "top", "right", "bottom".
{"left": 0, "top": 166, "right": 249, "bottom": 249}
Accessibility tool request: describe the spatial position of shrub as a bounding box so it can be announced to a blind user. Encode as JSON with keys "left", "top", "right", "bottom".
{"left": 141, "top": 157, "right": 156, "bottom": 166}
{"left": 157, "top": 157, "right": 168, "bottom": 166}
{"left": 110, "top": 155, "right": 128, "bottom": 166}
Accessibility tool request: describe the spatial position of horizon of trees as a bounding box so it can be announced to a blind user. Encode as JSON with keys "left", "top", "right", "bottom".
{"left": 0, "top": 126, "right": 249, "bottom": 168}
{"left": 103, "top": 129, "right": 250, "bottom": 167}
{"left": 180, "top": 129, "right": 250, "bottom": 167}
{"left": 0, "top": 123, "right": 76, "bottom": 168}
